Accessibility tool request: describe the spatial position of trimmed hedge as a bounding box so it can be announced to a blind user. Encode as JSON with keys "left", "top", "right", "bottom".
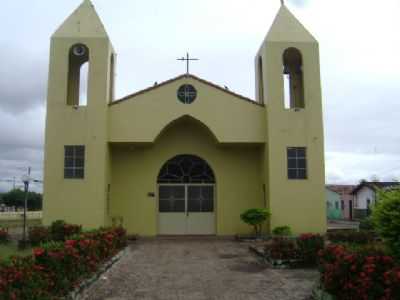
{"left": 327, "top": 230, "right": 374, "bottom": 244}
{"left": 0, "top": 226, "right": 127, "bottom": 300}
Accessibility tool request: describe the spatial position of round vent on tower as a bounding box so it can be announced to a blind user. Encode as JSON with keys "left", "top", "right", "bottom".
{"left": 72, "top": 44, "right": 88, "bottom": 57}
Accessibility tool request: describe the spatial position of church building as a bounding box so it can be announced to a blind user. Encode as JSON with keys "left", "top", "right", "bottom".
{"left": 43, "top": 0, "right": 326, "bottom": 235}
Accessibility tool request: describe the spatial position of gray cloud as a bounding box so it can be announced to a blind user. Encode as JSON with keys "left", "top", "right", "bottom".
{"left": 0, "top": 44, "right": 47, "bottom": 114}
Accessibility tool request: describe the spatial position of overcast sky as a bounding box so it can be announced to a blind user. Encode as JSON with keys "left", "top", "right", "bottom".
{"left": 0, "top": 0, "right": 399, "bottom": 192}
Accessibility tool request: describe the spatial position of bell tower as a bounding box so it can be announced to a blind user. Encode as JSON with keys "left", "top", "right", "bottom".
{"left": 43, "top": 0, "right": 115, "bottom": 228}
{"left": 256, "top": 3, "right": 326, "bottom": 233}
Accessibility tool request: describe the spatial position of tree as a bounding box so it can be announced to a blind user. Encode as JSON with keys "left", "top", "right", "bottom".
{"left": 240, "top": 208, "right": 270, "bottom": 237}
{"left": 2, "top": 189, "right": 43, "bottom": 211}
{"left": 371, "top": 187, "right": 400, "bottom": 258}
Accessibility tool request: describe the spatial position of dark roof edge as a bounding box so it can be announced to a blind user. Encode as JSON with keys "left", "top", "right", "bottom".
{"left": 109, "top": 74, "right": 264, "bottom": 107}
{"left": 351, "top": 181, "right": 400, "bottom": 195}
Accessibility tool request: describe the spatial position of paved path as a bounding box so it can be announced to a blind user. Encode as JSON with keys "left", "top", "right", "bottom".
{"left": 82, "top": 239, "right": 318, "bottom": 300}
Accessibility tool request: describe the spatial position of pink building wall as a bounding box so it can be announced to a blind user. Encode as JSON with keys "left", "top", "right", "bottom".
{"left": 326, "top": 185, "right": 356, "bottom": 220}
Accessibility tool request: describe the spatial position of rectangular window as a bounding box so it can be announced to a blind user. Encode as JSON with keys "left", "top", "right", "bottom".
{"left": 287, "top": 147, "right": 307, "bottom": 180}
{"left": 64, "top": 145, "right": 85, "bottom": 179}
{"left": 341, "top": 200, "right": 345, "bottom": 210}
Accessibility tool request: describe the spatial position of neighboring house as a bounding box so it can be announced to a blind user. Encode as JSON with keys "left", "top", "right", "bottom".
{"left": 352, "top": 182, "right": 400, "bottom": 219}
{"left": 325, "top": 188, "right": 342, "bottom": 220}
{"left": 326, "top": 185, "right": 356, "bottom": 220}
{"left": 42, "top": 1, "right": 327, "bottom": 235}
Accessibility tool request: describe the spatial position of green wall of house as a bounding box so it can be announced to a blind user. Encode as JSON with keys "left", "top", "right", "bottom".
{"left": 326, "top": 188, "right": 342, "bottom": 220}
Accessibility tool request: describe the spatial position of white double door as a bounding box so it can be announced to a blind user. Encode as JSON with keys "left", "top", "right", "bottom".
{"left": 158, "top": 184, "right": 215, "bottom": 235}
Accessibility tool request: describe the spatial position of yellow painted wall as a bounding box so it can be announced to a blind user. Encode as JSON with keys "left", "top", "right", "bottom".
{"left": 43, "top": 1, "right": 114, "bottom": 229}
{"left": 109, "top": 118, "right": 264, "bottom": 236}
{"left": 256, "top": 5, "right": 327, "bottom": 234}
{"left": 109, "top": 76, "right": 266, "bottom": 144}
{"left": 43, "top": 2, "right": 326, "bottom": 236}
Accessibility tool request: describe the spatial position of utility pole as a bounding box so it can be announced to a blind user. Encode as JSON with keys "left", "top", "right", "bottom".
{"left": 21, "top": 167, "right": 31, "bottom": 248}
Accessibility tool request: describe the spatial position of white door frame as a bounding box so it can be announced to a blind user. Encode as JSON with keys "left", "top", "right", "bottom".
{"left": 157, "top": 183, "right": 216, "bottom": 235}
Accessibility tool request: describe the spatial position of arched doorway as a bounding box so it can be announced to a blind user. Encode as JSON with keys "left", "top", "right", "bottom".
{"left": 157, "top": 155, "right": 216, "bottom": 235}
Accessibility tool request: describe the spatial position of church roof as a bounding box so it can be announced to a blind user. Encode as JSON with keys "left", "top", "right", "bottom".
{"left": 110, "top": 74, "right": 263, "bottom": 107}
{"left": 265, "top": 4, "right": 317, "bottom": 43}
{"left": 52, "top": 0, "right": 109, "bottom": 38}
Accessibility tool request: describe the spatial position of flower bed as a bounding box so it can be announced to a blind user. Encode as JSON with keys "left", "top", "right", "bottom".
{"left": 28, "top": 220, "right": 82, "bottom": 246}
{"left": 318, "top": 244, "right": 400, "bottom": 300}
{"left": 0, "top": 226, "right": 127, "bottom": 300}
{"left": 260, "top": 234, "right": 324, "bottom": 269}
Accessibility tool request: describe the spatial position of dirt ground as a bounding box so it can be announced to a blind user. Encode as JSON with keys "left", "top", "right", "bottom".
{"left": 82, "top": 239, "right": 318, "bottom": 300}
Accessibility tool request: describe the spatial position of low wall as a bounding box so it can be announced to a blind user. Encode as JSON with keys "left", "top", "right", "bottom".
{"left": 0, "top": 211, "right": 42, "bottom": 228}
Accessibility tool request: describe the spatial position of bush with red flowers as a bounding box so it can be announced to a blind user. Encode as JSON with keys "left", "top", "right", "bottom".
{"left": 0, "top": 226, "right": 127, "bottom": 300}
{"left": 28, "top": 226, "right": 50, "bottom": 246}
{"left": 297, "top": 233, "right": 324, "bottom": 265}
{"left": 0, "top": 228, "right": 10, "bottom": 244}
{"left": 28, "top": 221, "right": 82, "bottom": 246}
{"left": 50, "top": 220, "right": 82, "bottom": 241}
{"left": 318, "top": 244, "right": 400, "bottom": 300}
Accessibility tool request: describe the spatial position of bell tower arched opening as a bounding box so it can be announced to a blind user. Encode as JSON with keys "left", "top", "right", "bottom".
{"left": 67, "top": 44, "right": 90, "bottom": 106}
{"left": 283, "top": 47, "right": 304, "bottom": 109}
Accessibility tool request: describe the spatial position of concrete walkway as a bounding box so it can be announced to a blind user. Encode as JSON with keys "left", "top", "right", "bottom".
{"left": 82, "top": 239, "right": 318, "bottom": 300}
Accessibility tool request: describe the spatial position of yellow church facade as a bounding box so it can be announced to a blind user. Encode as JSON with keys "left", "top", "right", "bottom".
{"left": 43, "top": 0, "right": 326, "bottom": 236}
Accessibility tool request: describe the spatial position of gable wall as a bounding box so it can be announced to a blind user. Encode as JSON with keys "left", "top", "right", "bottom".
{"left": 108, "top": 77, "right": 266, "bottom": 144}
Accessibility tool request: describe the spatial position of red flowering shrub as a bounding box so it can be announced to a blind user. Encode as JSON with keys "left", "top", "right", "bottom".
{"left": 28, "top": 226, "right": 50, "bottom": 246}
{"left": 0, "top": 256, "right": 52, "bottom": 300}
{"left": 50, "top": 220, "right": 81, "bottom": 241}
{"left": 318, "top": 244, "right": 400, "bottom": 300}
{"left": 383, "top": 267, "right": 400, "bottom": 299}
{"left": 297, "top": 233, "right": 324, "bottom": 265}
{"left": 0, "top": 226, "right": 127, "bottom": 300}
{"left": 0, "top": 228, "right": 10, "bottom": 244}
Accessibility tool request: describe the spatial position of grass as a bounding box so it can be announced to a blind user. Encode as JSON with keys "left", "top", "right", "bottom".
{"left": 0, "top": 241, "right": 32, "bottom": 260}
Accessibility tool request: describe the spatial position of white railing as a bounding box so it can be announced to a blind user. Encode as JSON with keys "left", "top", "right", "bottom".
{"left": 0, "top": 211, "right": 42, "bottom": 220}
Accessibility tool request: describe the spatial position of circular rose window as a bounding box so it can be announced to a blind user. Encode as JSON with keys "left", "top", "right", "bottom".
{"left": 177, "top": 84, "right": 197, "bottom": 104}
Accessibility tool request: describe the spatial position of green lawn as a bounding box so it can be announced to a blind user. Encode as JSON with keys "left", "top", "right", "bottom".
{"left": 0, "top": 242, "right": 32, "bottom": 260}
